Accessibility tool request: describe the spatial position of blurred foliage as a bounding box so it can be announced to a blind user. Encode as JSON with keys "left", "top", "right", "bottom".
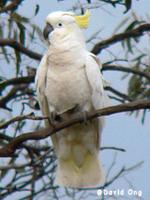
{"left": 0, "top": 3, "right": 42, "bottom": 77}
{"left": 115, "top": 15, "right": 150, "bottom": 122}
{"left": 59, "top": 0, "right": 137, "bottom": 13}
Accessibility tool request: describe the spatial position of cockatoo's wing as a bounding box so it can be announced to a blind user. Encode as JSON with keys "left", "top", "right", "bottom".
{"left": 85, "top": 52, "right": 109, "bottom": 110}
{"left": 35, "top": 55, "right": 49, "bottom": 119}
{"left": 85, "top": 51, "right": 110, "bottom": 145}
{"left": 35, "top": 55, "right": 58, "bottom": 148}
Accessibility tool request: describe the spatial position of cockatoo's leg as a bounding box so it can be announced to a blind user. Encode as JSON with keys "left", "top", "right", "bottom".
{"left": 49, "top": 104, "right": 57, "bottom": 125}
{"left": 78, "top": 101, "right": 91, "bottom": 124}
{"left": 82, "top": 111, "right": 89, "bottom": 124}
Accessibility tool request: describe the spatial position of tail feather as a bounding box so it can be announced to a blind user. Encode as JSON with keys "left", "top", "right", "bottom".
{"left": 55, "top": 152, "right": 105, "bottom": 188}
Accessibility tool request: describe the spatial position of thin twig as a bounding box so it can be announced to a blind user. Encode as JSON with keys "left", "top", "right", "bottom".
{"left": 0, "top": 113, "right": 48, "bottom": 130}
{"left": 100, "top": 146, "right": 126, "bottom": 152}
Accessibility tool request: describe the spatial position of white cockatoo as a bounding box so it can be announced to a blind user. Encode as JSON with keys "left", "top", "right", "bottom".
{"left": 35, "top": 10, "right": 108, "bottom": 188}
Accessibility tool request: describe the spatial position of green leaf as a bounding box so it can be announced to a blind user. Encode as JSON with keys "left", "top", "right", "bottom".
{"left": 0, "top": 169, "right": 8, "bottom": 181}
{"left": 8, "top": 18, "right": 13, "bottom": 38}
{"left": 86, "top": 0, "right": 91, "bottom": 3}
{"left": 13, "top": 29, "right": 18, "bottom": 40}
{"left": 1, "top": 47, "right": 10, "bottom": 63}
{"left": 16, "top": 22, "right": 26, "bottom": 45}
{"left": 29, "top": 23, "right": 43, "bottom": 42}
{"left": 18, "top": 121, "right": 26, "bottom": 131}
{"left": 124, "top": 0, "right": 132, "bottom": 13}
{"left": 0, "top": 76, "right": 5, "bottom": 82}
{"left": 11, "top": 12, "right": 29, "bottom": 23}
{"left": 141, "top": 109, "right": 147, "bottom": 124}
{"left": 125, "top": 20, "right": 140, "bottom": 32}
{"left": 132, "top": 54, "right": 146, "bottom": 62}
{"left": 0, "top": 24, "right": 3, "bottom": 37}
{"left": 34, "top": 4, "right": 40, "bottom": 16}
{"left": 126, "top": 38, "right": 133, "bottom": 54}
{"left": 128, "top": 75, "right": 142, "bottom": 98}
{"left": 122, "top": 20, "right": 145, "bottom": 53}
{"left": 14, "top": 49, "right": 21, "bottom": 75}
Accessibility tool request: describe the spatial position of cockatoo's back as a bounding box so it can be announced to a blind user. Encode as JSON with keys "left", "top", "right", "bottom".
{"left": 35, "top": 10, "right": 108, "bottom": 188}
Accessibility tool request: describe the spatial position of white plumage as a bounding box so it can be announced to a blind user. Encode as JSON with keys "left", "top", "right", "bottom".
{"left": 35, "top": 10, "right": 108, "bottom": 188}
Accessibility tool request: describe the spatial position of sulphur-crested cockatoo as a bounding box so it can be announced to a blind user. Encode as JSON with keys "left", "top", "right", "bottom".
{"left": 35, "top": 10, "right": 108, "bottom": 188}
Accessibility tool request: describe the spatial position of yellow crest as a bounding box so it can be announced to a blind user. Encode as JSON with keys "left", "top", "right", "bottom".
{"left": 74, "top": 10, "right": 90, "bottom": 29}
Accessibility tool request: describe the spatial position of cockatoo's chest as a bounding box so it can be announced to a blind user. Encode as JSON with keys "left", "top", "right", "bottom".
{"left": 45, "top": 66, "right": 92, "bottom": 114}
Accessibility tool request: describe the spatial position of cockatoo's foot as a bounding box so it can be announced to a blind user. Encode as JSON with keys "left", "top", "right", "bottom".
{"left": 48, "top": 105, "right": 59, "bottom": 125}
{"left": 82, "top": 111, "right": 89, "bottom": 125}
{"left": 50, "top": 111, "right": 56, "bottom": 123}
{"left": 48, "top": 111, "right": 58, "bottom": 127}
{"left": 80, "top": 102, "right": 91, "bottom": 125}
{"left": 48, "top": 112, "right": 62, "bottom": 127}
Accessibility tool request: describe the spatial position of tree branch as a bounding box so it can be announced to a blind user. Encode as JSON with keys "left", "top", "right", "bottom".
{"left": 0, "top": 99, "right": 150, "bottom": 157}
{"left": 92, "top": 23, "right": 150, "bottom": 54}
{"left": 102, "top": 64, "right": 150, "bottom": 81}
{"left": 0, "top": 85, "right": 29, "bottom": 110}
{"left": 0, "top": 39, "right": 42, "bottom": 60}
{"left": 0, "top": 113, "right": 47, "bottom": 130}
{"left": 0, "top": 86, "right": 19, "bottom": 110}
{"left": 0, "top": 0, "right": 23, "bottom": 13}
{"left": 0, "top": 75, "right": 35, "bottom": 91}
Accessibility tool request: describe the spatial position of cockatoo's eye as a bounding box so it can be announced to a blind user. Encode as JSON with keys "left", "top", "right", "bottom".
{"left": 57, "top": 22, "right": 63, "bottom": 27}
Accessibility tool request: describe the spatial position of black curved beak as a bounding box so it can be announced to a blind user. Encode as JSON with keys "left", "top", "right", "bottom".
{"left": 43, "top": 23, "right": 54, "bottom": 40}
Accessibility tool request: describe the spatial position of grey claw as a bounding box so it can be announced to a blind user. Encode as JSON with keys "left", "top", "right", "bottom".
{"left": 47, "top": 111, "right": 57, "bottom": 127}
{"left": 82, "top": 111, "right": 89, "bottom": 125}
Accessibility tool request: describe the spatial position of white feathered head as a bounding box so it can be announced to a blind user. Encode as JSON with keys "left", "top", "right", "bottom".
{"left": 43, "top": 10, "right": 90, "bottom": 42}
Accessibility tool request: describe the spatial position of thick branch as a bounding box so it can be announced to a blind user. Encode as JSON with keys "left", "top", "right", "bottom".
{"left": 0, "top": 99, "right": 150, "bottom": 157}
{"left": 0, "top": 39, "right": 42, "bottom": 60}
{"left": 92, "top": 23, "right": 150, "bottom": 54}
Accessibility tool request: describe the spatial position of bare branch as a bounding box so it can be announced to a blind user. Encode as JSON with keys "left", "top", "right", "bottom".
{"left": 102, "top": 64, "right": 150, "bottom": 81}
{"left": 0, "top": 39, "right": 42, "bottom": 60}
{"left": 0, "top": 0, "right": 23, "bottom": 13}
{"left": 92, "top": 23, "right": 150, "bottom": 54}
{"left": 0, "top": 113, "right": 47, "bottom": 130}
{"left": 0, "top": 86, "right": 19, "bottom": 110}
{"left": 0, "top": 99, "right": 150, "bottom": 157}
{"left": 0, "top": 85, "right": 30, "bottom": 110}
{"left": 0, "top": 75, "right": 35, "bottom": 91}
